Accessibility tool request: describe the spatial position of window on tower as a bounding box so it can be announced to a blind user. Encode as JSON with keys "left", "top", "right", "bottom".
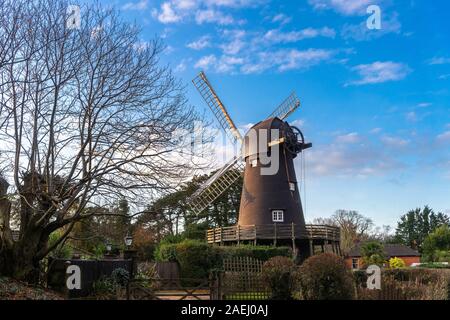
{"left": 289, "top": 182, "right": 295, "bottom": 191}
{"left": 272, "top": 210, "right": 284, "bottom": 222}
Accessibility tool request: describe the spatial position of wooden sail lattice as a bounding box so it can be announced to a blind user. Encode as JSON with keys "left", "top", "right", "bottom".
{"left": 189, "top": 157, "right": 244, "bottom": 215}
{"left": 192, "top": 71, "right": 243, "bottom": 145}
{"left": 267, "top": 92, "right": 300, "bottom": 121}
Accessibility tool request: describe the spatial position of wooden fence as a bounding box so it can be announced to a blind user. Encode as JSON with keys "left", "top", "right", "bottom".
{"left": 217, "top": 257, "right": 269, "bottom": 300}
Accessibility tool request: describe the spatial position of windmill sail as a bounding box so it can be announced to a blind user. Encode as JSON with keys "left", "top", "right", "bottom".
{"left": 192, "top": 71, "right": 243, "bottom": 144}
{"left": 266, "top": 92, "right": 300, "bottom": 121}
{"left": 189, "top": 156, "right": 244, "bottom": 215}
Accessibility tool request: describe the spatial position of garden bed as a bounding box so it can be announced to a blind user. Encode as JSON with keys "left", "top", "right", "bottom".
{"left": 0, "top": 276, "right": 63, "bottom": 300}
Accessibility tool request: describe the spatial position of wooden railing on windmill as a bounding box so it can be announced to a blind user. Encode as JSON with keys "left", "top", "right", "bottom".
{"left": 189, "top": 71, "right": 341, "bottom": 259}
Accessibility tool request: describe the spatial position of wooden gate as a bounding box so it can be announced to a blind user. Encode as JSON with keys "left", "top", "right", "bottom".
{"left": 127, "top": 278, "right": 212, "bottom": 300}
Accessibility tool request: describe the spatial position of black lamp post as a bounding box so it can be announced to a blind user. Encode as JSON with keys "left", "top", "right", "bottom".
{"left": 124, "top": 234, "right": 133, "bottom": 249}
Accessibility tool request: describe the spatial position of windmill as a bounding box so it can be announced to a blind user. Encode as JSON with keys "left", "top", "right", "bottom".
{"left": 190, "top": 71, "right": 340, "bottom": 260}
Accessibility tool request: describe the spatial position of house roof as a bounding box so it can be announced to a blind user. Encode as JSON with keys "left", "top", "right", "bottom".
{"left": 347, "top": 243, "right": 421, "bottom": 258}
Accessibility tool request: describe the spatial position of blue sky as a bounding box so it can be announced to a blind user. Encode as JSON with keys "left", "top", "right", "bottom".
{"left": 99, "top": 0, "right": 449, "bottom": 227}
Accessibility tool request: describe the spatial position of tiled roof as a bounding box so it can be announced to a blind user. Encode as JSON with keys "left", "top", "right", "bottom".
{"left": 347, "top": 243, "right": 421, "bottom": 258}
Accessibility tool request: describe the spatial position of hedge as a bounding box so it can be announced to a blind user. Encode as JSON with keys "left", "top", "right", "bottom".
{"left": 154, "top": 240, "right": 292, "bottom": 280}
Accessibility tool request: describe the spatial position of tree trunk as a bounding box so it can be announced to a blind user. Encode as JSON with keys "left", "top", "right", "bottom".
{"left": 0, "top": 229, "right": 48, "bottom": 283}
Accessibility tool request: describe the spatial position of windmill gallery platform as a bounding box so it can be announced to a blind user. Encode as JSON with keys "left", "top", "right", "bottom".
{"left": 206, "top": 224, "right": 341, "bottom": 258}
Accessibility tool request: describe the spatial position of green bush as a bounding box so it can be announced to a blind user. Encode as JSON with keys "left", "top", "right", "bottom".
{"left": 173, "top": 240, "right": 222, "bottom": 280}
{"left": 218, "top": 245, "right": 292, "bottom": 261}
{"left": 298, "top": 253, "right": 355, "bottom": 300}
{"left": 389, "top": 257, "right": 406, "bottom": 269}
{"left": 48, "top": 231, "right": 72, "bottom": 259}
{"left": 422, "top": 225, "right": 450, "bottom": 262}
{"left": 261, "top": 256, "right": 297, "bottom": 300}
{"left": 154, "top": 240, "right": 292, "bottom": 282}
{"left": 360, "top": 241, "right": 386, "bottom": 267}
{"left": 111, "top": 268, "right": 130, "bottom": 287}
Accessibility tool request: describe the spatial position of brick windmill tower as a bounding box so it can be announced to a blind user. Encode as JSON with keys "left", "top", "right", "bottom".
{"left": 189, "top": 72, "right": 340, "bottom": 260}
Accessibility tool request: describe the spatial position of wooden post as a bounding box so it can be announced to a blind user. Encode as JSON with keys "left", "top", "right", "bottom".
{"left": 220, "top": 228, "right": 223, "bottom": 246}
{"left": 291, "top": 223, "right": 296, "bottom": 255}
{"left": 309, "top": 239, "right": 314, "bottom": 257}
{"left": 273, "top": 223, "right": 277, "bottom": 247}
{"left": 213, "top": 228, "right": 216, "bottom": 244}
{"left": 253, "top": 225, "right": 257, "bottom": 245}
{"left": 237, "top": 225, "right": 240, "bottom": 245}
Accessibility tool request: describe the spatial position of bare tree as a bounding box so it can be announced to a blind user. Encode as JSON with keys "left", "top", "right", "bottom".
{"left": 314, "top": 209, "right": 374, "bottom": 254}
{"left": 0, "top": 0, "right": 208, "bottom": 281}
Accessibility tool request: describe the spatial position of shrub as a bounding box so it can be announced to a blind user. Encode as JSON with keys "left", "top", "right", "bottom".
{"left": 155, "top": 240, "right": 292, "bottom": 283}
{"left": 173, "top": 240, "right": 222, "bottom": 280}
{"left": 48, "top": 231, "right": 72, "bottom": 259}
{"left": 261, "top": 256, "right": 297, "bottom": 300}
{"left": 298, "top": 253, "right": 354, "bottom": 300}
{"left": 422, "top": 225, "right": 450, "bottom": 262}
{"left": 111, "top": 268, "right": 130, "bottom": 287}
{"left": 92, "top": 277, "right": 115, "bottom": 299}
{"left": 389, "top": 257, "right": 406, "bottom": 269}
{"left": 218, "top": 245, "right": 292, "bottom": 261}
{"left": 360, "top": 241, "right": 386, "bottom": 267}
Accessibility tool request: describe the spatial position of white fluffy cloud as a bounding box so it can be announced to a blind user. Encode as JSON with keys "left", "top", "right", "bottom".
{"left": 152, "top": 0, "right": 255, "bottom": 25}
{"left": 153, "top": 2, "right": 182, "bottom": 24}
{"left": 241, "top": 48, "right": 336, "bottom": 74}
{"left": 428, "top": 57, "right": 450, "bottom": 65}
{"left": 336, "top": 132, "right": 361, "bottom": 144}
{"left": 308, "top": 0, "right": 374, "bottom": 16}
{"left": 122, "top": 0, "right": 149, "bottom": 10}
{"left": 187, "top": 35, "right": 211, "bottom": 50}
{"left": 271, "top": 13, "right": 292, "bottom": 25}
{"left": 381, "top": 135, "right": 410, "bottom": 147}
{"left": 437, "top": 131, "right": 450, "bottom": 143}
{"left": 263, "top": 27, "right": 336, "bottom": 43}
{"left": 347, "top": 61, "right": 412, "bottom": 86}
{"left": 195, "top": 9, "right": 236, "bottom": 25}
{"left": 341, "top": 12, "right": 401, "bottom": 41}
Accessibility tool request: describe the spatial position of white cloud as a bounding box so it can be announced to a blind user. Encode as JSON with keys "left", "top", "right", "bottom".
{"left": 306, "top": 140, "right": 404, "bottom": 178}
{"left": 437, "top": 131, "right": 450, "bottom": 143}
{"left": 290, "top": 119, "right": 305, "bottom": 128}
{"left": 336, "top": 132, "right": 361, "bottom": 144}
{"left": 122, "top": 0, "right": 148, "bottom": 10}
{"left": 272, "top": 13, "right": 292, "bottom": 25}
{"left": 263, "top": 27, "right": 336, "bottom": 43}
{"left": 308, "top": 0, "right": 374, "bottom": 16}
{"left": 347, "top": 61, "right": 411, "bottom": 86}
{"left": 194, "top": 54, "right": 217, "bottom": 70}
{"left": 174, "top": 60, "right": 187, "bottom": 72}
{"left": 438, "top": 74, "right": 450, "bottom": 80}
{"left": 341, "top": 12, "right": 401, "bottom": 41}
{"left": 405, "top": 111, "right": 417, "bottom": 122}
{"left": 239, "top": 48, "right": 337, "bottom": 74}
{"left": 187, "top": 35, "right": 211, "bottom": 50}
{"left": 153, "top": 2, "right": 182, "bottom": 24}
{"left": 172, "top": 0, "right": 198, "bottom": 10}
{"left": 151, "top": 0, "right": 258, "bottom": 25}
{"left": 370, "top": 127, "right": 382, "bottom": 134}
{"left": 204, "top": 0, "right": 260, "bottom": 8}
{"left": 417, "top": 102, "right": 432, "bottom": 108}
{"left": 381, "top": 135, "right": 410, "bottom": 147}
{"left": 194, "top": 54, "right": 244, "bottom": 73}
{"left": 195, "top": 9, "right": 236, "bottom": 25}
{"left": 428, "top": 56, "right": 450, "bottom": 65}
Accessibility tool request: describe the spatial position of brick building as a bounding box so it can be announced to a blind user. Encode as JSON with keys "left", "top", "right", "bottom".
{"left": 345, "top": 243, "right": 421, "bottom": 270}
